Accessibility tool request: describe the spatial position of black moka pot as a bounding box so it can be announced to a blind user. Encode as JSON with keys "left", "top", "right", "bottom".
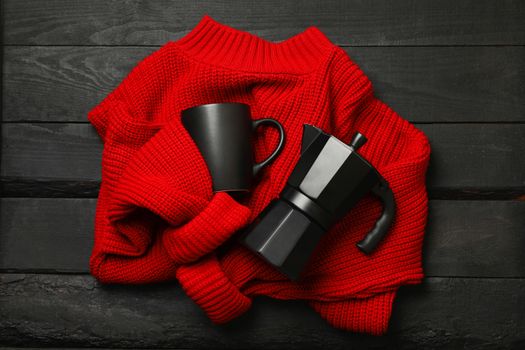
{"left": 239, "top": 124, "right": 396, "bottom": 280}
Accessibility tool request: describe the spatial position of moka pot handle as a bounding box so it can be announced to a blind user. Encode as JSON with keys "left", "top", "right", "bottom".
{"left": 356, "top": 177, "right": 396, "bottom": 254}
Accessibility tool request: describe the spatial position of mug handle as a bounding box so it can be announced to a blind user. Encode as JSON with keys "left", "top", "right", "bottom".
{"left": 252, "top": 118, "right": 285, "bottom": 176}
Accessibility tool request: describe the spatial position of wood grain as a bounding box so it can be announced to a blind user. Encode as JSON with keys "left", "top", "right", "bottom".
{"left": 2, "top": 123, "right": 524, "bottom": 190}
{"left": 3, "top": 47, "right": 152, "bottom": 123}
{"left": 1, "top": 274, "right": 524, "bottom": 349}
{"left": 4, "top": 0, "right": 525, "bottom": 46}
{"left": 3, "top": 46, "right": 525, "bottom": 123}
{"left": 1, "top": 198, "right": 524, "bottom": 278}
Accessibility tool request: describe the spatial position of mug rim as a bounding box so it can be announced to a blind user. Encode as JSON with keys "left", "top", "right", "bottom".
{"left": 182, "top": 102, "right": 250, "bottom": 115}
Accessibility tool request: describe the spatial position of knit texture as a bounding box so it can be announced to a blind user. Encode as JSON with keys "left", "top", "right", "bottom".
{"left": 88, "top": 14, "right": 431, "bottom": 335}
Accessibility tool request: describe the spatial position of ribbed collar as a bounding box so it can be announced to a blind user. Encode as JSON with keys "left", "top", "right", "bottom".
{"left": 173, "top": 15, "right": 336, "bottom": 74}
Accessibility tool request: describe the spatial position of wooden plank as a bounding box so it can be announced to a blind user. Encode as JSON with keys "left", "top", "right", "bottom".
{"left": 3, "top": 0, "right": 525, "bottom": 46}
{"left": 3, "top": 46, "right": 525, "bottom": 123}
{"left": 0, "top": 199, "right": 96, "bottom": 273}
{"left": 1, "top": 274, "right": 523, "bottom": 349}
{"left": 419, "top": 124, "right": 525, "bottom": 190}
{"left": 2, "top": 123, "right": 524, "bottom": 191}
{"left": 1, "top": 123, "right": 102, "bottom": 181}
{"left": 423, "top": 201, "right": 525, "bottom": 277}
{"left": 348, "top": 47, "right": 525, "bottom": 124}
{"left": 1, "top": 199, "right": 524, "bottom": 278}
{"left": 3, "top": 47, "right": 152, "bottom": 123}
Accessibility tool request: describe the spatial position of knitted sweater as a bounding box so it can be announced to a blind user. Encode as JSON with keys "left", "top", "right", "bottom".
{"left": 88, "top": 14, "right": 431, "bottom": 335}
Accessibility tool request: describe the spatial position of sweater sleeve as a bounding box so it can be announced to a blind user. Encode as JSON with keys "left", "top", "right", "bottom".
{"left": 303, "top": 47, "right": 431, "bottom": 335}
{"left": 102, "top": 113, "right": 253, "bottom": 267}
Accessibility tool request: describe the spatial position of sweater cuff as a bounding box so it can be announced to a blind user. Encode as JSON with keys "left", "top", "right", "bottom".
{"left": 309, "top": 291, "right": 396, "bottom": 336}
{"left": 176, "top": 255, "right": 252, "bottom": 324}
{"left": 163, "top": 192, "right": 252, "bottom": 264}
{"left": 90, "top": 232, "right": 179, "bottom": 284}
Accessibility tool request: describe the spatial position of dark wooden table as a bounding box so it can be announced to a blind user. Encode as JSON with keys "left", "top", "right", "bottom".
{"left": 1, "top": 1, "right": 524, "bottom": 349}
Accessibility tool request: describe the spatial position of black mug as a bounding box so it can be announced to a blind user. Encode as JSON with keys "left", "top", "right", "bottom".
{"left": 181, "top": 103, "right": 285, "bottom": 192}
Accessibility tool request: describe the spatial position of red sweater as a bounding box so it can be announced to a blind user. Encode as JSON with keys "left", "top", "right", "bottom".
{"left": 88, "top": 14, "right": 430, "bottom": 335}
